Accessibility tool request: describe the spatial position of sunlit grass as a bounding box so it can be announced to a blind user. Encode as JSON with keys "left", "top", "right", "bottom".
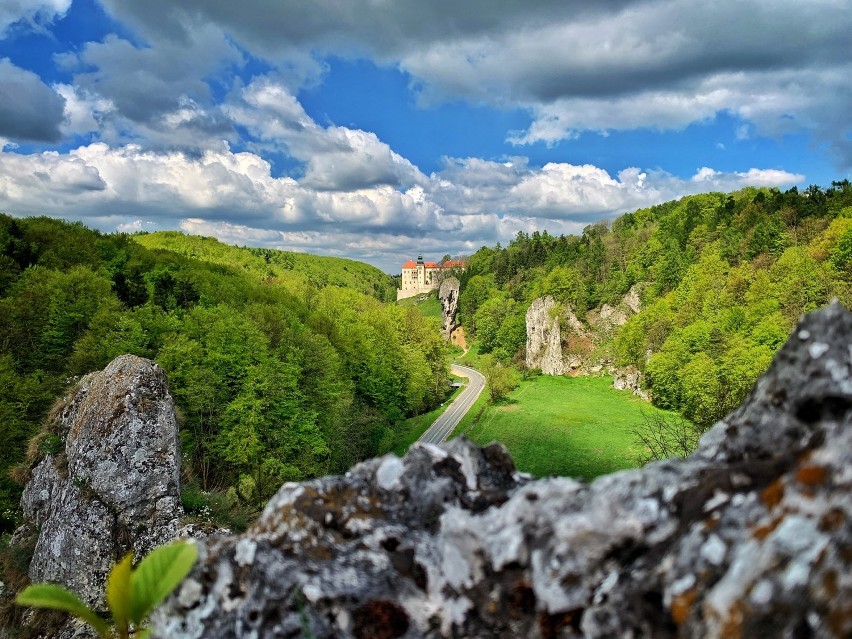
{"left": 397, "top": 291, "right": 442, "bottom": 319}
{"left": 452, "top": 375, "right": 683, "bottom": 481}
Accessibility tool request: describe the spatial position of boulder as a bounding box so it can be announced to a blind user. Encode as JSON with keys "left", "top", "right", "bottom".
{"left": 151, "top": 304, "right": 852, "bottom": 639}
{"left": 15, "top": 355, "right": 182, "bottom": 608}
{"left": 438, "top": 277, "right": 461, "bottom": 340}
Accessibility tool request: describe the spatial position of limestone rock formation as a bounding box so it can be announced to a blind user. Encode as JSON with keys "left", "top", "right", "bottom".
{"left": 16, "top": 355, "right": 182, "bottom": 607}
{"left": 525, "top": 296, "right": 564, "bottom": 374}
{"left": 438, "top": 277, "right": 461, "bottom": 340}
{"left": 152, "top": 304, "right": 852, "bottom": 639}
{"left": 612, "top": 366, "right": 651, "bottom": 401}
{"left": 525, "top": 296, "right": 596, "bottom": 375}
{"left": 586, "top": 284, "right": 643, "bottom": 341}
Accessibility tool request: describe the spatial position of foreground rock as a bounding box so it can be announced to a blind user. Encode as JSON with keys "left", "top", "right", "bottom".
{"left": 153, "top": 304, "right": 851, "bottom": 638}
{"left": 438, "top": 277, "right": 461, "bottom": 340}
{"left": 15, "top": 355, "right": 182, "bottom": 608}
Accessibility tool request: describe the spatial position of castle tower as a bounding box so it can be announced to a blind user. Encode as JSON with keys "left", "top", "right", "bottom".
{"left": 417, "top": 253, "right": 425, "bottom": 289}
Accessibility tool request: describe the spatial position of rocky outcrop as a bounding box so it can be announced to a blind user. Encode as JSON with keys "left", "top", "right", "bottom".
{"left": 525, "top": 296, "right": 591, "bottom": 375}
{"left": 586, "top": 284, "right": 643, "bottom": 340}
{"left": 152, "top": 304, "right": 852, "bottom": 639}
{"left": 438, "top": 277, "right": 461, "bottom": 340}
{"left": 613, "top": 366, "right": 651, "bottom": 401}
{"left": 15, "top": 355, "right": 182, "bottom": 608}
{"left": 525, "top": 296, "right": 564, "bottom": 374}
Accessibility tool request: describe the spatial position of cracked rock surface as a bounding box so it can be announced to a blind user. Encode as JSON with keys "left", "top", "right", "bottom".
{"left": 152, "top": 304, "right": 851, "bottom": 638}
{"left": 16, "top": 355, "right": 182, "bottom": 608}
{"left": 439, "top": 277, "right": 460, "bottom": 340}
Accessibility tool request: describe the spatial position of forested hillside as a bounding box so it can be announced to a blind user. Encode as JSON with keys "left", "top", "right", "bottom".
{"left": 457, "top": 180, "right": 852, "bottom": 427}
{"left": 0, "top": 218, "right": 448, "bottom": 531}
{"left": 135, "top": 231, "right": 397, "bottom": 301}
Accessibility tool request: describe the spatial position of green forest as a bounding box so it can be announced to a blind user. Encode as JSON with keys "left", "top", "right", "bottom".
{"left": 456, "top": 180, "right": 852, "bottom": 429}
{"left": 1, "top": 180, "right": 850, "bottom": 533}
{"left": 0, "top": 220, "right": 448, "bottom": 532}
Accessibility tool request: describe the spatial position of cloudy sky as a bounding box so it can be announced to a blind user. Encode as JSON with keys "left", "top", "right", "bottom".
{"left": 0, "top": 0, "right": 849, "bottom": 272}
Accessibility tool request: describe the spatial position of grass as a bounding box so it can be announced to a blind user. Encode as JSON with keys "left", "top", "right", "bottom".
{"left": 451, "top": 375, "right": 684, "bottom": 481}
{"left": 397, "top": 291, "right": 442, "bottom": 319}
{"left": 456, "top": 342, "right": 493, "bottom": 369}
{"left": 388, "top": 381, "right": 464, "bottom": 456}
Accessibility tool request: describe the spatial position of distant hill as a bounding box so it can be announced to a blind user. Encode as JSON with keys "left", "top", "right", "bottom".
{"left": 455, "top": 180, "right": 852, "bottom": 428}
{"left": 134, "top": 231, "right": 396, "bottom": 301}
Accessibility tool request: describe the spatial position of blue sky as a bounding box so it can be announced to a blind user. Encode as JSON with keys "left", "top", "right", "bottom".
{"left": 0, "top": 0, "right": 849, "bottom": 272}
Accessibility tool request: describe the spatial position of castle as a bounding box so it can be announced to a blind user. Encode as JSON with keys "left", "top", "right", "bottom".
{"left": 397, "top": 254, "right": 465, "bottom": 300}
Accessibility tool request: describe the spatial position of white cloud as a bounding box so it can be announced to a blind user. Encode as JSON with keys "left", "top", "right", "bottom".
{"left": 58, "top": 24, "right": 242, "bottom": 124}
{"left": 0, "top": 0, "right": 70, "bottom": 37}
{"left": 0, "top": 140, "right": 804, "bottom": 271}
{"left": 83, "top": 0, "right": 851, "bottom": 167}
{"left": 54, "top": 84, "right": 116, "bottom": 136}
{"left": 226, "top": 77, "right": 429, "bottom": 191}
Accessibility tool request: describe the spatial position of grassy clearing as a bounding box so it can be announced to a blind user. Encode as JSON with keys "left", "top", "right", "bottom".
{"left": 397, "top": 291, "right": 442, "bottom": 319}
{"left": 451, "top": 375, "right": 684, "bottom": 481}
{"left": 456, "top": 342, "right": 488, "bottom": 368}
{"left": 389, "top": 382, "right": 464, "bottom": 456}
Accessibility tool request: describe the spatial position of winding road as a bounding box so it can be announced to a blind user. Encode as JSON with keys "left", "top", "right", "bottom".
{"left": 418, "top": 364, "right": 486, "bottom": 445}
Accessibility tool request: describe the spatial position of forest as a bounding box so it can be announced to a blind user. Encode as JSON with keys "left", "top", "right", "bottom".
{"left": 0, "top": 220, "right": 449, "bottom": 532}
{"left": 456, "top": 180, "right": 852, "bottom": 428}
{"left": 1, "top": 180, "right": 850, "bottom": 532}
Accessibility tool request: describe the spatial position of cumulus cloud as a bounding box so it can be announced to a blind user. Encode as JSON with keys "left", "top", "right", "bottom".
{"left": 226, "top": 77, "right": 428, "bottom": 191}
{"left": 54, "top": 84, "right": 115, "bottom": 137}
{"left": 57, "top": 22, "right": 242, "bottom": 125}
{"left": 0, "top": 59, "right": 66, "bottom": 142}
{"left": 0, "top": 140, "right": 803, "bottom": 271}
{"left": 98, "top": 0, "right": 625, "bottom": 60}
{"left": 0, "top": 0, "right": 70, "bottom": 36}
{"left": 88, "top": 0, "right": 852, "bottom": 164}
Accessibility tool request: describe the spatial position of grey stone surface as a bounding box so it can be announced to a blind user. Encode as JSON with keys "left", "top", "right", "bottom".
{"left": 612, "top": 366, "right": 651, "bottom": 401}
{"left": 525, "top": 296, "right": 592, "bottom": 375}
{"left": 525, "top": 296, "right": 564, "bottom": 375}
{"left": 16, "top": 355, "right": 182, "bottom": 608}
{"left": 438, "top": 277, "right": 461, "bottom": 340}
{"left": 150, "top": 305, "right": 852, "bottom": 638}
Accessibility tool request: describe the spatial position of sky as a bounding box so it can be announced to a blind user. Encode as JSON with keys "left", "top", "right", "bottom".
{"left": 0, "top": 0, "right": 850, "bottom": 273}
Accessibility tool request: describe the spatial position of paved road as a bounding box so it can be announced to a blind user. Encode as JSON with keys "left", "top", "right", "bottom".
{"left": 419, "top": 364, "right": 486, "bottom": 445}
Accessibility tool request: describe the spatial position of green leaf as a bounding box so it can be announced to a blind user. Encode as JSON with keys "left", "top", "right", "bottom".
{"left": 16, "top": 583, "right": 111, "bottom": 638}
{"left": 129, "top": 541, "right": 197, "bottom": 625}
{"left": 107, "top": 551, "right": 134, "bottom": 634}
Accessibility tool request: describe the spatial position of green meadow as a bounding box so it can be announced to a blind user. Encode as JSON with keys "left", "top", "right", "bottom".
{"left": 397, "top": 291, "right": 443, "bottom": 319}
{"left": 452, "top": 375, "right": 683, "bottom": 481}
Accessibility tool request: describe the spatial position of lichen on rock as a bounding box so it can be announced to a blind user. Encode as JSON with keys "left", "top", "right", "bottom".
{"left": 14, "top": 355, "right": 183, "bottom": 609}
{"left": 150, "top": 305, "right": 852, "bottom": 638}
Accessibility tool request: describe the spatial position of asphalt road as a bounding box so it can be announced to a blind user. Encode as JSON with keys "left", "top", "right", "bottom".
{"left": 418, "top": 364, "right": 486, "bottom": 445}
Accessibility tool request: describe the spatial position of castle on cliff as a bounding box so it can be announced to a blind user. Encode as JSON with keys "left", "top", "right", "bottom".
{"left": 397, "top": 254, "right": 465, "bottom": 300}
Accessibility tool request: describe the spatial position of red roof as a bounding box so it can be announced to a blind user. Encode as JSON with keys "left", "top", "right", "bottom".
{"left": 401, "top": 258, "right": 467, "bottom": 270}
